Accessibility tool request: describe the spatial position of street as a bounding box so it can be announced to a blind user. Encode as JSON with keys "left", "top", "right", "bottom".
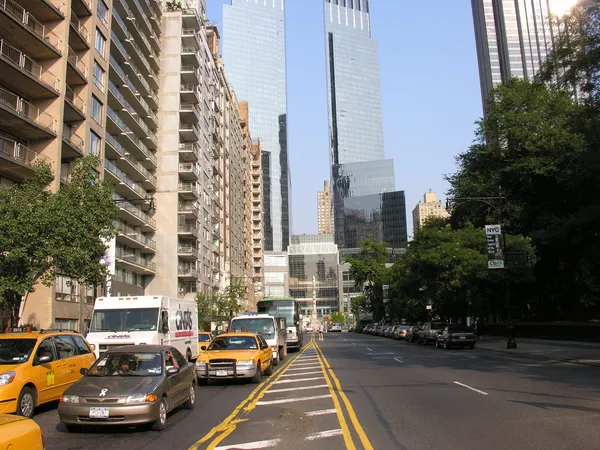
{"left": 34, "top": 333, "right": 600, "bottom": 449}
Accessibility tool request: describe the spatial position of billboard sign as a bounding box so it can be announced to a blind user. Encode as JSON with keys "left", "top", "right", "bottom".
{"left": 485, "top": 224, "right": 504, "bottom": 269}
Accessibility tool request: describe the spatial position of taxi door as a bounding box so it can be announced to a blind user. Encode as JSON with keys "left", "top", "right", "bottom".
{"left": 51, "top": 335, "right": 80, "bottom": 394}
{"left": 258, "top": 336, "right": 271, "bottom": 371}
{"left": 29, "top": 337, "right": 64, "bottom": 403}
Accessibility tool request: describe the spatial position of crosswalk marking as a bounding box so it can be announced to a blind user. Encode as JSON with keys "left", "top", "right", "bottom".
{"left": 214, "top": 439, "right": 281, "bottom": 450}
{"left": 305, "top": 429, "right": 344, "bottom": 440}
{"left": 272, "top": 376, "right": 324, "bottom": 384}
{"left": 256, "top": 394, "right": 332, "bottom": 406}
{"left": 266, "top": 384, "right": 328, "bottom": 394}
{"left": 305, "top": 408, "right": 336, "bottom": 416}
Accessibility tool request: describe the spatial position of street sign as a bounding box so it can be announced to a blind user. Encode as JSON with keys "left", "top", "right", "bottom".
{"left": 485, "top": 224, "right": 504, "bottom": 269}
{"left": 382, "top": 284, "right": 389, "bottom": 304}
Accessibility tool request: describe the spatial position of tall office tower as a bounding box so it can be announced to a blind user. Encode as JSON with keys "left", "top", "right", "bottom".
{"left": 324, "top": 0, "right": 407, "bottom": 250}
{"left": 0, "top": 0, "right": 161, "bottom": 331}
{"left": 222, "top": 0, "right": 291, "bottom": 252}
{"left": 317, "top": 180, "right": 333, "bottom": 235}
{"left": 471, "top": 0, "right": 576, "bottom": 109}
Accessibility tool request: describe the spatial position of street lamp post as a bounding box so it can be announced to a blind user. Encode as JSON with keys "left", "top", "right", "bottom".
{"left": 446, "top": 194, "right": 517, "bottom": 349}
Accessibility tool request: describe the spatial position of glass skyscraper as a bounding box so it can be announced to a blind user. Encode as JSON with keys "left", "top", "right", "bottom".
{"left": 222, "top": 0, "right": 291, "bottom": 252}
{"left": 324, "top": 0, "right": 407, "bottom": 249}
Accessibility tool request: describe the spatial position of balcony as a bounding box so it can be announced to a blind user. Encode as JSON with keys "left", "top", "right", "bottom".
{"left": 179, "top": 123, "right": 199, "bottom": 142}
{"left": 178, "top": 224, "right": 198, "bottom": 240}
{"left": 116, "top": 223, "right": 156, "bottom": 253}
{"left": 181, "top": 28, "right": 200, "bottom": 48}
{"left": 180, "top": 65, "right": 199, "bottom": 85}
{"left": 0, "top": 0, "right": 62, "bottom": 58}
{"left": 118, "top": 152, "right": 157, "bottom": 190}
{"left": 181, "top": 8, "right": 200, "bottom": 29}
{"left": 178, "top": 201, "right": 198, "bottom": 219}
{"left": 69, "top": 11, "right": 90, "bottom": 50}
{"left": 63, "top": 85, "right": 85, "bottom": 123}
{"left": 0, "top": 39, "right": 59, "bottom": 99}
{"left": 0, "top": 134, "right": 52, "bottom": 181}
{"left": 178, "top": 143, "right": 199, "bottom": 162}
{"left": 178, "top": 245, "right": 198, "bottom": 260}
{"left": 178, "top": 265, "right": 198, "bottom": 280}
{"left": 61, "top": 125, "right": 84, "bottom": 159}
{"left": 179, "top": 102, "right": 198, "bottom": 123}
{"left": 178, "top": 181, "right": 199, "bottom": 200}
{"left": 104, "top": 158, "right": 145, "bottom": 200}
{"left": 115, "top": 197, "right": 156, "bottom": 231}
{"left": 0, "top": 85, "right": 56, "bottom": 139}
{"left": 66, "top": 47, "right": 87, "bottom": 85}
{"left": 71, "top": 0, "right": 91, "bottom": 17}
{"left": 179, "top": 84, "right": 198, "bottom": 104}
{"left": 178, "top": 162, "right": 199, "bottom": 181}
{"left": 180, "top": 47, "right": 199, "bottom": 68}
{"left": 115, "top": 247, "right": 155, "bottom": 273}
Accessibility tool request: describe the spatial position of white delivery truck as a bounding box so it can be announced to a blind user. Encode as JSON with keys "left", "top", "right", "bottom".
{"left": 229, "top": 313, "right": 287, "bottom": 366}
{"left": 87, "top": 295, "right": 198, "bottom": 362}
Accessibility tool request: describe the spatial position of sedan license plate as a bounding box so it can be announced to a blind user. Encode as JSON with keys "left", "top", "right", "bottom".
{"left": 216, "top": 369, "right": 228, "bottom": 376}
{"left": 89, "top": 407, "right": 109, "bottom": 419}
{"left": 460, "top": 336, "right": 466, "bottom": 339}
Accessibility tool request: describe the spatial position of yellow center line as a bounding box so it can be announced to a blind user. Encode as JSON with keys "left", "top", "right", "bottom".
{"left": 314, "top": 340, "right": 375, "bottom": 450}
{"left": 190, "top": 341, "right": 314, "bottom": 450}
{"left": 313, "top": 334, "right": 356, "bottom": 450}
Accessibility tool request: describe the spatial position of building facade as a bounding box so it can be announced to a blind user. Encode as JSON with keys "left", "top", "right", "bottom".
{"left": 323, "top": 0, "right": 407, "bottom": 250}
{"left": 1, "top": 0, "right": 162, "bottom": 331}
{"left": 263, "top": 252, "right": 289, "bottom": 300}
{"left": 287, "top": 234, "right": 339, "bottom": 323}
{"left": 412, "top": 189, "right": 449, "bottom": 232}
{"left": 222, "top": 0, "right": 291, "bottom": 253}
{"left": 250, "top": 138, "right": 265, "bottom": 302}
{"left": 317, "top": 180, "right": 333, "bottom": 235}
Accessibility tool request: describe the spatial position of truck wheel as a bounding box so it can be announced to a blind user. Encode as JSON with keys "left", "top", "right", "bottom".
{"left": 273, "top": 352, "right": 279, "bottom": 366}
{"left": 251, "top": 363, "right": 262, "bottom": 384}
{"left": 279, "top": 344, "right": 286, "bottom": 361}
{"left": 186, "top": 349, "right": 192, "bottom": 362}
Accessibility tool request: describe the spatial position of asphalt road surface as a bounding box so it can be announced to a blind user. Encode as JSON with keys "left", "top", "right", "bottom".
{"left": 34, "top": 332, "right": 600, "bottom": 449}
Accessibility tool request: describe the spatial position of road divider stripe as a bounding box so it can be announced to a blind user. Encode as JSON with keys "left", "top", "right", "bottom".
{"left": 256, "top": 393, "right": 332, "bottom": 406}
{"left": 279, "top": 370, "right": 322, "bottom": 377}
{"left": 272, "top": 376, "right": 324, "bottom": 384}
{"left": 367, "top": 352, "right": 395, "bottom": 355}
{"left": 286, "top": 365, "right": 320, "bottom": 371}
{"left": 305, "top": 408, "right": 337, "bottom": 416}
{"left": 266, "top": 384, "right": 328, "bottom": 394}
{"left": 214, "top": 439, "right": 281, "bottom": 450}
{"left": 394, "top": 357, "right": 403, "bottom": 363}
{"left": 305, "top": 429, "right": 344, "bottom": 440}
{"left": 315, "top": 342, "right": 375, "bottom": 450}
{"left": 453, "top": 381, "right": 488, "bottom": 395}
{"left": 292, "top": 362, "right": 322, "bottom": 367}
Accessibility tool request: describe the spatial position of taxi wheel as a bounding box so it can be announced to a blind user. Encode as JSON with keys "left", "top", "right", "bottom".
{"left": 17, "top": 386, "right": 36, "bottom": 418}
{"left": 273, "top": 353, "right": 279, "bottom": 366}
{"left": 265, "top": 358, "right": 274, "bottom": 376}
{"left": 183, "top": 384, "right": 196, "bottom": 409}
{"left": 198, "top": 378, "right": 208, "bottom": 386}
{"left": 251, "top": 362, "right": 261, "bottom": 384}
{"left": 151, "top": 398, "right": 168, "bottom": 431}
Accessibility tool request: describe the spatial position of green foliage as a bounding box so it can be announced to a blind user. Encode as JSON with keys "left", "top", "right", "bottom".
{"left": 220, "top": 280, "right": 244, "bottom": 317}
{"left": 0, "top": 156, "right": 118, "bottom": 322}
{"left": 196, "top": 281, "right": 245, "bottom": 330}
{"left": 330, "top": 312, "right": 346, "bottom": 325}
{"left": 196, "top": 291, "right": 220, "bottom": 331}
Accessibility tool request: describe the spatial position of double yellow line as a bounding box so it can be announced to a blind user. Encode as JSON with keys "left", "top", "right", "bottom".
{"left": 313, "top": 335, "right": 374, "bottom": 450}
{"left": 189, "top": 342, "right": 315, "bottom": 450}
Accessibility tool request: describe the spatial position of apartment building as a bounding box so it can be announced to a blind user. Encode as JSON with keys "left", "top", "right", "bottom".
{"left": 250, "top": 138, "right": 265, "bottom": 303}
{"left": 317, "top": 179, "right": 332, "bottom": 235}
{"left": 0, "top": 0, "right": 161, "bottom": 331}
{"left": 412, "top": 189, "right": 449, "bottom": 232}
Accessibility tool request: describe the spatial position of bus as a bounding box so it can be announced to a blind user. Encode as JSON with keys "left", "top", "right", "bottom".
{"left": 256, "top": 297, "right": 303, "bottom": 350}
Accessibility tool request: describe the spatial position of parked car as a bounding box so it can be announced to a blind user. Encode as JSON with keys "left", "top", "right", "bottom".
{"left": 58, "top": 345, "right": 196, "bottom": 431}
{"left": 418, "top": 322, "right": 447, "bottom": 345}
{"left": 436, "top": 325, "right": 476, "bottom": 349}
{"left": 393, "top": 325, "right": 411, "bottom": 340}
{"left": 331, "top": 324, "right": 342, "bottom": 332}
{"left": 405, "top": 326, "right": 421, "bottom": 342}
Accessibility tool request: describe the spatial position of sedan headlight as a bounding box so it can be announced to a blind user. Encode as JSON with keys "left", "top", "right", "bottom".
{"left": 236, "top": 360, "right": 254, "bottom": 366}
{"left": 61, "top": 395, "right": 80, "bottom": 403}
{"left": 0, "top": 371, "right": 15, "bottom": 386}
{"left": 126, "top": 394, "right": 157, "bottom": 404}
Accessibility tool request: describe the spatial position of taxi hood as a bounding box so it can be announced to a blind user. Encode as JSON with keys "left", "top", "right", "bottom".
{"left": 197, "top": 349, "right": 258, "bottom": 361}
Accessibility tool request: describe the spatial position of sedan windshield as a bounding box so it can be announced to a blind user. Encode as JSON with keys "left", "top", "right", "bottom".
{"left": 88, "top": 351, "right": 163, "bottom": 377}
{"left": 208, "top": 336, "right": 258, "bottom": 351}
{"left": 0, "top": 339, "right": 36, "bottom": 364}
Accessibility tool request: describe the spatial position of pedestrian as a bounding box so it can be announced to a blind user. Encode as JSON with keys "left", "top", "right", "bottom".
{"left": 475, "top": 318, "right": 483, "bottom": 341}
{"left": 318, "top": 322, "right": 324, "bottom": 341}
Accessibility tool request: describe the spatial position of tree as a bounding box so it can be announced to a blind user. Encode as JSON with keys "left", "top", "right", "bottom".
{"left": 330, "top": 312, "right": 346, "bottom": 325}
{"left": 219, "top": 280, "right": 244, "bottom": 318}
{"left": 0, "top": 156, "right": 119, "bottom": 325}
{"left": 196, "top": 291, "right": 220, "bottom": 331}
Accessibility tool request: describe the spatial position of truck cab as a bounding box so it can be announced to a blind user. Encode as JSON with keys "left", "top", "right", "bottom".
{"left": 229, "top": 314, "right": 288, "bottom": 365}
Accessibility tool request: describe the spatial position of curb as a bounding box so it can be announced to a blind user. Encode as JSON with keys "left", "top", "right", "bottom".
{"left": 477, "top": 346, "right": 600, "bottom": 368}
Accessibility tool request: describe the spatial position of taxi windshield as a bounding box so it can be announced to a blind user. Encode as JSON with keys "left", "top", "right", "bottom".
{"left": 88, "top": 351, "right": 163, "bottom": 377}
{"left": 208, "top": 336, "right": 258, "bottom": 351}
{"left": 0, "top": 339, "right": 36, "bottom": 364}
{"left": 198, "top": 333, "right": 211, "bottom": 342}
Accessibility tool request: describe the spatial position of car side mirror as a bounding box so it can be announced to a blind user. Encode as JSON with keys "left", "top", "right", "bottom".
{"left": 37, "top": 355, "right": 52, "bottom": 364}
{"left": 200, "top": 346, "right": 207, "bottom": 351}
{"left": 80, "top": 368, "right": 89, "bottom": 376}
{"left": 167, "top": 367, "right": 180, "bottom": 375}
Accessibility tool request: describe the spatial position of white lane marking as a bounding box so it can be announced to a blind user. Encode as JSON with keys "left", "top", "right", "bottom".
{"left": 257, "top": 394, "right": 332, "bottom": 406}
{"left": 280, "top": 371, "right": 323, "bottom": 377}
{"left": 352, "top": 342, "right": 356, "bottom": 345}
{"left": 215, "top": 439, "right": 281, "bottom": 450}
{"left": 453, "top": 381, "right": 488, "bottom": 396}
{"left": 367, "top": 352, "right": 395, "bottom": 355}
{"left": 305, "top": 409, "right": 336, "bottom": 417}
{"left": 370, "top": 356, "right": 397, "bottom": 360}
{"left": 305, "top": 429, "right": 343, "bottom": 441}
{"left": 273, "top": 376, "right": 325, "bottom": 384}
{"left": 286, "top": 365, "right": 320, "bottom": 371}
{"left": 293, "top": 361, "right": 321, "bottom": 366}
{"left": 267, "top": 384, "right": 328, "bottom": 394}
{"left": 366, "top": 347, "right": 372, "bottom": 351}
{"left": 394, "top": 357, "right": 403, "bottom": 363}
{"left": 296, "top": 357, "right": 318, "bottom": 361}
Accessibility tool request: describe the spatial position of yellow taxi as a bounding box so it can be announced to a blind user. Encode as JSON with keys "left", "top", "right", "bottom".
{"left": 195, "top": 332, "right": 273, "bottom": 385}
{"left": 0, "top": 327, "right": 96, "bottom": 417}
{"left": 0, "top": 414, "right": 44, "bottom": 449}
{"left": 197, "top": 331, "right": 212, "bottom": 353}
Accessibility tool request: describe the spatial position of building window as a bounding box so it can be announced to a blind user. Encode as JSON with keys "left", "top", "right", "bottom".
{"left": 95, "top": 28, "right": 106, "bottom": 58}
{"left": 55, "top": 318, "right": 78, "bottom": 331}
{"left": 90, "top": 130, "right": 101, "bottom": 155}
{"left": 91, "top": 95, "right": 102, "bottom": 124}
{"left": 55, "top": 275, "right": 78, "bottom": 302}
{"left": 93, "top": 61, "right": 105, "bottom": 91}
{"left": 97, "top": 0, "right": 108, "bottom": 27}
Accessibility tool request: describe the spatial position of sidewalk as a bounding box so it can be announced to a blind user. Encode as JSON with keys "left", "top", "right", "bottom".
{"left": 476, "top": 337, "right": 600, "bottom": 367}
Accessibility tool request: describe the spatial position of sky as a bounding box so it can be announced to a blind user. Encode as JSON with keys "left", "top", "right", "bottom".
{"left": 205, "top": 0, "right": 483, "bottom": 239}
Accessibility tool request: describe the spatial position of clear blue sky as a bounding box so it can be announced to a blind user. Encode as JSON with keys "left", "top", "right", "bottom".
{"left": 206, "top": 0, "right": 483, "bottom": 239}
